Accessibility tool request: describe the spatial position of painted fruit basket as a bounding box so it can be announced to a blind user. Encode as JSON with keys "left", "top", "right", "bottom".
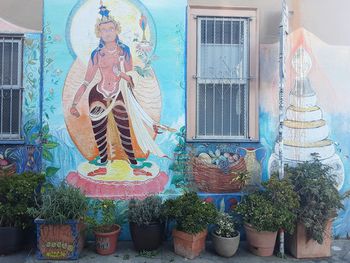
{"left": 0, "top": 162, "right": 16, "bottom": 177}
{"left": 192, "top": 151, "right": 247, "bottom": 193}
{"left": 35, "top": 219, "right": 85, "bottom": 260}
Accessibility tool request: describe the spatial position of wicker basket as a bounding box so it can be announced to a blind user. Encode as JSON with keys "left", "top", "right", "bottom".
{"left": 192, "top": 157, "right": 247, "bottom": 193}
{"left": 0, "top": 163, "right": 16, "bottom": 177}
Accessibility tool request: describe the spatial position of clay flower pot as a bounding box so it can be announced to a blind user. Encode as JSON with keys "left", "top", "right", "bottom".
{"left": 94, "top": 224, "right": 121, "bottom": 255}
{"left": 244, "top": 224, "right": 277, "bottom": 257}
{"left": 211, "top": 230, "right": 240, "bottom": 257}
{"left": 286, "top": 220, "right": 332, "bottom": 259}
{"left": 172, "top": 229, "right": 207, "bottom": 259}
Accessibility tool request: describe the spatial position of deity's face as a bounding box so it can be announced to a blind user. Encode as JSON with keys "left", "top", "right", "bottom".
{"left": 98, "top": 22, "right": 117, "bottom": 43}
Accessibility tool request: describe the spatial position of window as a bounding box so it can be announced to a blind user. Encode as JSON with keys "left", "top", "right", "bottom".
{"left": 186, "top": 6, "right": 259, "bottom": 141}
{"left": 0, "top": 35, "right": 23, "bottom": 141}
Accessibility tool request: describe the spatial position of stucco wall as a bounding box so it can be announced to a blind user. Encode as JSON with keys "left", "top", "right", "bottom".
{"left": 2, "top": 0, "right": 350, "bottom": 44}
{"left": 1, "top": 0, "right": 350, "bottom": 239}
{"left": 189, "top": 0, "right": 350, "bottom": 46}
{"left": 0, "top": 0, "right": 42, "bottom": 31}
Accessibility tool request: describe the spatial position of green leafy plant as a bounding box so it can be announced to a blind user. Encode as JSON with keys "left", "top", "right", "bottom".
{"left": 0, "top": 172, "right": 45, "bottom": 228}
{"left": 214, "top": 212, "right": 238, "bottom": 238}
{"left": 169, "top": 126, "right": 190, "bottom": 187}
{"left": 236, "top": 176, "right": 299, "bottom": 233}
{"left": 28, "top": 182, "right": 87, "bottom": 224}
{"left": 86, "top": 199, "right": 127, "bottom": 233}
{"left": 164, "top": 192, "right": 218, "bottom": 234}
{"left": 285, "top": 155, "right": 350, "bottom": 244}
{"left": 128, "top": 195, "right": 164, "bottom": 226}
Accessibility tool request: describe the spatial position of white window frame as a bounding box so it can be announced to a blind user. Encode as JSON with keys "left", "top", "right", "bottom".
{"left": 186, "top": 5, "right": 259, "bottom": 142}
{"left": 0, "top": 35, "right": 24, "bottom": 141}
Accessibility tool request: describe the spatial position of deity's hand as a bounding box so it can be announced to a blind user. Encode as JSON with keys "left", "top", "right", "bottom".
{"left": 153, "top": 124, "right": 163, "bottom": 134}
{"left": 70, "top": 106, "right": 80, "bottom": 118}
{"left": 126, "top": 75, "right": 135, "bottom": 89}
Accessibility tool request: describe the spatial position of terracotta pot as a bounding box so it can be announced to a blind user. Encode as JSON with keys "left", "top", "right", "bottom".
{"left": 286, "top": 220, "right": 332, "bottom": 259}
{"left": 130, "top": 222, "right": 164, "bottom": 251}
{"left": 94, "top": 224, "right": 121, "bottom": 255}
{"left": 172, "top": 229, "right": 207, "bottom": 259}
{"left": 244, "top": 224, "right": 277, "bottom": 257}
{"left": 211, "top": 230, "right": 240, "bottom": 257}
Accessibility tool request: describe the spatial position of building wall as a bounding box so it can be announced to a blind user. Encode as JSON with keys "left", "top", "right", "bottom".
{"left": 39, "top": 0, "right": 350, "bottom": 239}
{"left": 0, "top": 33, "right": 42, "bottom": 173}
{"left": 0, "top": 0, "right": 42, "bottom": 31}
{"left": 1, "top": 0, "right": 349, "bottom": 239}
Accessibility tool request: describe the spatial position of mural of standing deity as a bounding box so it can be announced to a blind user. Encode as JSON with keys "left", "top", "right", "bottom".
{"left": 63, "top": 0, "right": 174, "bottom": 199}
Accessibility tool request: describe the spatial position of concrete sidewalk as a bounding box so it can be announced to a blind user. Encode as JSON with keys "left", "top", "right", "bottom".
{"left": 1, "top": 240, "right": 349, "bottom": 263}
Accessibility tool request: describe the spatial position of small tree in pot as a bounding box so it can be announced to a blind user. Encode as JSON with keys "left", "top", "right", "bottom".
{"left": 164, "top": 192, "right": 217, "bottom": 259}
{"left": 29, "top": 183, "right": 88, "bottom": 260}
{"left": 0, "top": 172, "right": 45, "bottom": 254}
{"left": 128, "top": 195, "right": 164, "bottom": 251}
{"left": 211, "top": 212, "right": 240, "bottom": 257}
{"left": 285, "top": 156, "right": 350, "bottom": 258}
{"left": 236, "top": 176, "right": 299, "bottom": 257}
{"left": 86, "top": 199, "right": 122, "bottom": 255}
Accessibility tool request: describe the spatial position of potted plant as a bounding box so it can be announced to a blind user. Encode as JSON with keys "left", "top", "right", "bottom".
{"left": 128, "top": 195, "right": 164, "bottom": 251}
{"left": 29, "top": 182, "right": 87, "bottom": 260}
{"left": 236, "top": 176, "right": 299, "bottom": 256}
{"left": 211, "top": 212, "right": 240, "bottom": 257}
{"left": 164, "top": 192, "right": 217, "bottom": 259}
{"left": 0, "top": 172, "right": 45, "bottom": 254}
{"left": 285, "top": 156, "right": 350, "bottom": 258}
{"left": 86, "top": 199, "right": 121, "bottom": 255}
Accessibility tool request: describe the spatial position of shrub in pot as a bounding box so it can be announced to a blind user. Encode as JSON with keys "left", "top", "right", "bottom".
{"left": 28, "top": 182, "right": 87, "bottom": 260}
{"left": 285, "top": 156, "right": 350, "bottom": 258}
{"left": 0, "top": 172, "right": 45, "bottom": 254}
{"left": 86, "top": 199, "right": 122, "bottom": 255}
{"left": 164, "top": 192, "right": 217, "bottom": 259}
{"left": 236, "top": 176, "right": 299, "bottom": 257}
{"left": 211, "top": 212, "right": 240, "bottom": 257}
{"left": 128, "top": 195, "right": 164, "bottom": 251}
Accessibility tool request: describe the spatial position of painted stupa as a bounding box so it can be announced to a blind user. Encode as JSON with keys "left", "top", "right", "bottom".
{"left": 268, "top": 47, "right": 345, "bottom": 189}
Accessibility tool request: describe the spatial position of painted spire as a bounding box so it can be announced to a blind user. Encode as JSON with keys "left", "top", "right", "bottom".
{"left": 139, "top": 13, "right": 148, "bottom": 42}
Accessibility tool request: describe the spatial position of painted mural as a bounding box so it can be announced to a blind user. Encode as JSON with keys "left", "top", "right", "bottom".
{"left": 42, "top": 0, "right": 350, "bottom": 238}
{"left": 260, "top": 28, "right": 350, "bottom": 237}
{"left": 43, "top": 0, "right": 186, "bottom": 200}
{"left": 63, "top": 1, "right": 178, "bottom": 199}
{"left": 0, "top": 33, "right": 42, "bottom": 175}
{"left": 268, "top": 36, "right": 344, "bottom": 190}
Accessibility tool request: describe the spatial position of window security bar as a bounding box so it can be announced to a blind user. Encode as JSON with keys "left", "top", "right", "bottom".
{"left": 196, "top": 16, "right": 249, "bottom": 139}
{"left": 0, "top": 36, "right": 23, "bottom": 140}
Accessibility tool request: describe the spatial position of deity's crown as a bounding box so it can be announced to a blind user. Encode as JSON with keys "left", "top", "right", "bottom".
{"left": 98, "top": 1, "right": 112, "bottom": 23}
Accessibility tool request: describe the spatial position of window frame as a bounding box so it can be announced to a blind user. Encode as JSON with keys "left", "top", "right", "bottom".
{"left": 186, "top": 5, "right": 259, "bottom": 142}
{"left": 0, "top": 34, "right": 24, "bottom": 142}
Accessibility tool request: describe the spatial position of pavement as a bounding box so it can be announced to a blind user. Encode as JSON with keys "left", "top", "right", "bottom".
{"left": 1, "top": 240, "right": 349, "bottom": 263}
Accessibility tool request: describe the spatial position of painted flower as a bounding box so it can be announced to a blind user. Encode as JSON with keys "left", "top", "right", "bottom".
{"left": 203, "top": 197, "right": 214, "bottom": 203}
{"left": 53, "top": 35, "right": 62, "bottom": 42}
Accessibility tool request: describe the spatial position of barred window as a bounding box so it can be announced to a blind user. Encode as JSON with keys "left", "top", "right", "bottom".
{"left": 187, "top": 7, "right": 259, "bottom": 141}
{"left": 0, "top": 36, "right": 23, "bottom": 140}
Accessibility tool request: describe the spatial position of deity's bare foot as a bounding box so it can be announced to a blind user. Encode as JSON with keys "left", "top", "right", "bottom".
{"left": 133, "top": 169, "right": 152, "bottom": 176}
{"left": 87, "top": 167, "right": 107, "bottom": 177}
